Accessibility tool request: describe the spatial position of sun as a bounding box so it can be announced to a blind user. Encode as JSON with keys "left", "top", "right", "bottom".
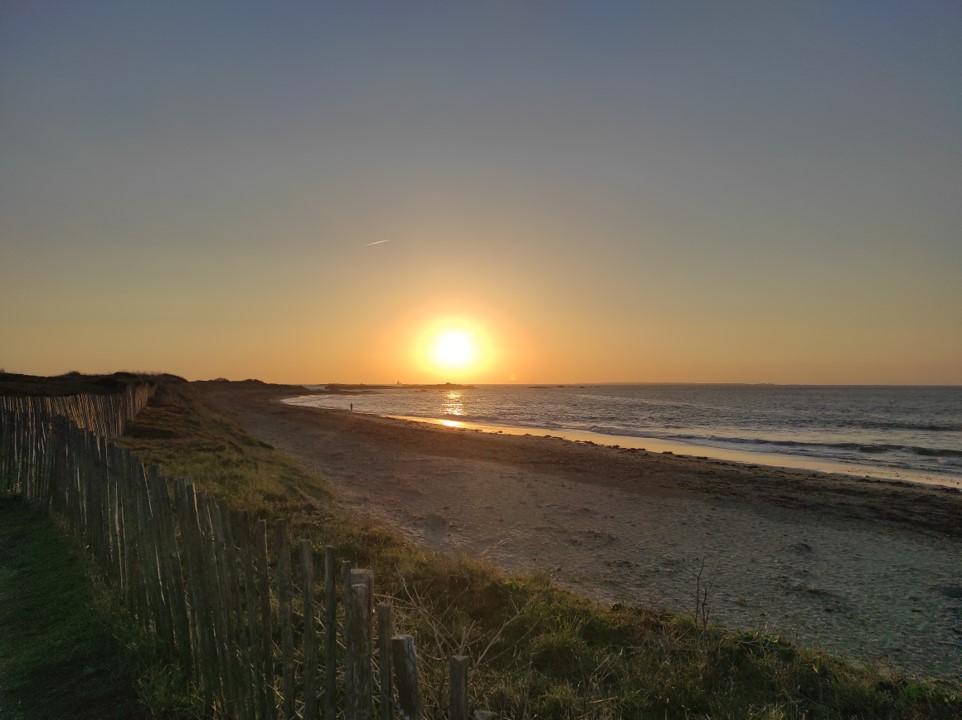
{"left": 431, "top": 329, "right": 478, "bottom": 371}
{"left": 413, "top": 318, "right": 494, "bottom": 379}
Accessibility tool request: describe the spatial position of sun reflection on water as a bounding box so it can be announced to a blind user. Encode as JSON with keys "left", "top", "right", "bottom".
{"left": 441, "top": 390, "right": 464, "bottom": 417}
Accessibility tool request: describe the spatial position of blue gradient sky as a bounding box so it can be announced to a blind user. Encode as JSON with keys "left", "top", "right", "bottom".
{"left": 2, "top": 2, "right": 960, "bottom": 383}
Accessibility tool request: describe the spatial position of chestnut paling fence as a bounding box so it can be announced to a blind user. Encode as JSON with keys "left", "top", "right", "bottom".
{"left": 0, "top": 395, "right": 485, "bottom": 720}
{"left": 0, "top": 383, "right": 154, "bottom": 438}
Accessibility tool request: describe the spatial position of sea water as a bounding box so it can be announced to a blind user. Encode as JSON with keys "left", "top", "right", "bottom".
{"left": 285, "top": 384, "right": 962, "bottom": 487}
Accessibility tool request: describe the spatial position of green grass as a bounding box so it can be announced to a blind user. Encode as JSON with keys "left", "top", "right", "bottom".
{"left": 117, "top": 381, "right": 962, "bottom": 719}
{"left": 0, "top": 496, "right": 200, "bottom": 719}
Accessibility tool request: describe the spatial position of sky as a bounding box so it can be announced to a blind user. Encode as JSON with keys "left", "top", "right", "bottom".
{"left": 2, "top": 1, "right": 961, "bottom": 384}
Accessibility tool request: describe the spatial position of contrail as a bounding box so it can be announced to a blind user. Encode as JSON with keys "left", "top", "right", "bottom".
{"left": 365, "top": 239, "right": 391, "bottom": 247}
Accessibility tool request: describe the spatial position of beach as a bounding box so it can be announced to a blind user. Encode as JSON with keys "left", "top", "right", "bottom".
{"left": 204, "top": 383, "right": 962, "bottom": 679}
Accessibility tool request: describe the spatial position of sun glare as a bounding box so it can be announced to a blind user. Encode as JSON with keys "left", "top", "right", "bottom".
{"left": 431, "top": 329, "right": 477, "bottom": 370}
{"left": 413, "top": 318, "right": 495, "bottom": 379}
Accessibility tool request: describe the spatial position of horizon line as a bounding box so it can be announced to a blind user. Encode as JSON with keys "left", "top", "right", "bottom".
{"left": 291, "top": 380, "right": 962, "bottom": 389}
{"left": 3, "top": 369, "right": 960, "bottom": 389}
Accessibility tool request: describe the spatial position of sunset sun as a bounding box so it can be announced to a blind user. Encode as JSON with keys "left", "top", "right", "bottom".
{"left": 431, "top": 329, "right": 477, "bottom": 371}
{"left": 414, "top": 318, "right": 494, "bottom": 379}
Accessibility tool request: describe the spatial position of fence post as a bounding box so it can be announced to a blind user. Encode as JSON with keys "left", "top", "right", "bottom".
{"left": 351, "top": 569, "right": 374, "bottom": 620}
{"left": 237, "top": 514, "right": 262, "bottom": 719}
{"left": 198, "top": 494, "right": 229, "bottom": 712}
{"left": 255, "top": 519, "right": 275, "bottom": 720}
{"left": 222, "top": 508, "right": 253, "bottom": 720}
{"left": 340, "top": 560, "right": 353, "bottom": 604}
{"left": 340, "top": 558, "right": 354, "bottom": 713}
{"left": 175, "top": 481, "right": 215, "bottom": 709}
{"left": 147, "top": 466, "right": 190, "bottom": 674}
{"left": 392, "top": 635, "right": 419, "bottom": 720}
{"left": 210, "top": 499, "right": 244, "bottom": 719}
{"left": 302, "top": 540, "right": 318, "bottom": 720}
{"left": 377, "top": 603, "right": 394, "bottom": 720}
{"left": 324, "top": 546, "right": 337, "bottom": 720}
{"left": 346, "top": 581, "right": 373, "bottom": 720}
{"left": 449, "top": 656, "right": 469, "bottom": 720}
{"left": 275, "top": 523, "right": 295, "bottom": 720}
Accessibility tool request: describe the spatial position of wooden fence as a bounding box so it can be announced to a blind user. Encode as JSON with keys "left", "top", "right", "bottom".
{"left": 0, "top": 383, "right": 154, "bottom": 438}
{"left": 0, "top": 399, "right": 488, "bottom": 720}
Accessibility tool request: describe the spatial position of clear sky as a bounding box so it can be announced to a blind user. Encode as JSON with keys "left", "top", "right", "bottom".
{"left": 2, "top": 2, "right": 960, "bottom": 384}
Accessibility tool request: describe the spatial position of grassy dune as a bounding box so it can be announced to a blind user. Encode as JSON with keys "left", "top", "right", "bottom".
{"left": 116, "top": 381, "right": 962, "bottom": 719}
{"left": 0, "top": 370, "right": 174, "bottom": 397}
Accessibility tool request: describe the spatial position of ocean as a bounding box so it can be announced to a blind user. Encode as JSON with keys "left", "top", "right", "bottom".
{"left": 285, "top": 384, "right": 962, "bottom": 487}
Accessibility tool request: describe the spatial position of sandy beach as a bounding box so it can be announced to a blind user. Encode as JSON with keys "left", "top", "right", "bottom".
{"left": 204, "top": 384, "right": 962, "bottom": 679}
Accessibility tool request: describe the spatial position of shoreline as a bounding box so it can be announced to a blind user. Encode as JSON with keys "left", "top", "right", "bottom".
{"left": 282, "top": 394, "right": 962, "bottom": 490}
{"left": 205, "top": 384, "right": 962, "bottom": 678}
{"left": 386, "top": 414, "right": 962, "bottom": 489}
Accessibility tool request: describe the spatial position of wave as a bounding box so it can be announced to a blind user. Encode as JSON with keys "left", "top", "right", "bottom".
{"left": 841, "top": 419, "right": 962, "bottom": 433}
{"left": 419, "top": 411, "right": 962, "bottom": 460}
{"left": 911, "top": 447, "right": 962, "bottom": 458}
{"left": 582, "top": 426, "right": 962, "bottom": 459}
{"left": 501, "top": 407, "right": 962, "bottom": 434}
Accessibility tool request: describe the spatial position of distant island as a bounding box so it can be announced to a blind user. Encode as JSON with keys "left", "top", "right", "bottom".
{"left": 319, "top": 382, "right": 475, "bottom": 394}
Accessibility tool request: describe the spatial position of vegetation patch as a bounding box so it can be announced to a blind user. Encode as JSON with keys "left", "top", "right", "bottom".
{"left": 0, "top": 496, "right": 200, "bottom": 719}
{"left": 0, "top": 370, "right": 177, "bottom": 397}
{"left": 121, "top": 382, "right": 325, "bottom": 512}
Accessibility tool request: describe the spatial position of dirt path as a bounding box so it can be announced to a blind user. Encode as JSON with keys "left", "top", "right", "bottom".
{"left": 205, "top": 385, "right": 962, "bottom": 679}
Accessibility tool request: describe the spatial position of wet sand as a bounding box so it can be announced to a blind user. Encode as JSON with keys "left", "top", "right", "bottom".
{"left": 203, "top": 384, "right": 962, "bottom": 679}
